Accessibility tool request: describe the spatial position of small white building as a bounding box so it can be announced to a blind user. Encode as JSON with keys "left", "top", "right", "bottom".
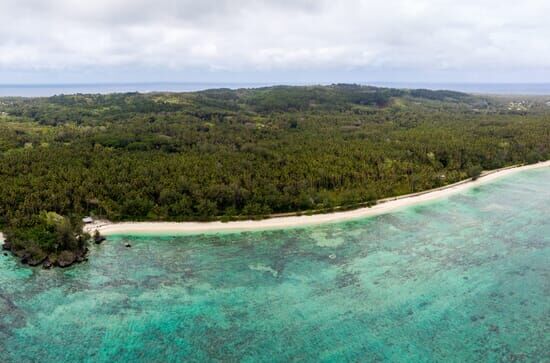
{"left": 82, "top": 217, "right": 94, "bottom": 224}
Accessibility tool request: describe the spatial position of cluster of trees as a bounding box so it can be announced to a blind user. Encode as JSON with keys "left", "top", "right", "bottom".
{"left": 0, "top": 85, "right": 549, "bottom": 262}
{"left": 2, "top": 212, "right": 88, "bottom": 267}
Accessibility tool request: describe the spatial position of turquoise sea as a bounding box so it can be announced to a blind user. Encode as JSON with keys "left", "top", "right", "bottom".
{"left": 1, "top": 168, "right": 549, "bottom": 362}
{"left": 1, "top": 82, "right": 550, "bottom": 97}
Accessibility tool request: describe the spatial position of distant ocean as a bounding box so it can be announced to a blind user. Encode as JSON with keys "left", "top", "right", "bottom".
{"left": 0, "top": 82, "right": 277, "bottom": 97}
{"left": 370, "top": 82, "right": 550, "bottom": 96}
{"left": 1, "top": 82, "right": 550, "bottom": 97}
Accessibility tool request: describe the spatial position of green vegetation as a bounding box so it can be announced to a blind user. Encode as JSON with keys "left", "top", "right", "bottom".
{"left": 2, "top": 212, "right": 88, "bottom": 268}
{"left": 467, "top": 165, "right": 483, "bottom": 180}
{"left": 0, "top": 85, "right": 549, "bottom": 265}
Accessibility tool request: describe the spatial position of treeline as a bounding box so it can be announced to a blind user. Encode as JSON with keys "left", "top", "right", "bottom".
{"left": 0, "top": 85, "right": 549, "bottom": 263}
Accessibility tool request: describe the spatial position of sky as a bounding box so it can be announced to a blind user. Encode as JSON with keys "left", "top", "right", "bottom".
{"left": 1, "top": 0, "right": 549, "bottom": 84}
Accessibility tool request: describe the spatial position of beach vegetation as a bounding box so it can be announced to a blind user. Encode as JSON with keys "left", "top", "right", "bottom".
{"left": 467, "top": 165, "right": 483, "bottom": 180}
{"left": 0, "top": 85, "right": 549, "bottom": 265}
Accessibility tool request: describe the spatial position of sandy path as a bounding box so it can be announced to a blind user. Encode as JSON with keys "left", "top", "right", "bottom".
{"left": 83, "top": 161, "right": 550, "bottom": 236}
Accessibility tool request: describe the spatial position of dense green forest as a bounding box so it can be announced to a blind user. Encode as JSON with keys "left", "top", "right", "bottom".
{"left": 1, "top": 85, "right": 549, "bottom": 266}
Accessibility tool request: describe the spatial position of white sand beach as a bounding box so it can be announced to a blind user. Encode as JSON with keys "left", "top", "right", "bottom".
{"left": 84, "top": 161, "right": 550, "bottom": 236}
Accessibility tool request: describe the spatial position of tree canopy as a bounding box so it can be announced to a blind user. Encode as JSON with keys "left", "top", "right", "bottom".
{"left": 1, "top": 85, "right": 549, "bottom": 263}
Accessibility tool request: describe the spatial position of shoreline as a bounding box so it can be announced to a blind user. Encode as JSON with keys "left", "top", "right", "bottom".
{"left": 84, "top": 161, "right": 550, "bottom": 236}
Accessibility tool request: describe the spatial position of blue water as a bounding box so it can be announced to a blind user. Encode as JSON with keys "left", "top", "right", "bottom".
{"left": 0, "top": 168, "right": 549, "bottom": 362}
{"left": 0, "top": 82, "right": 281, "bottom": 97}
{"left": 370, "top": 82, "right": 550, "bottom": 95}
{"left": 1, "top": 82, "right": 550, "bottom": 97}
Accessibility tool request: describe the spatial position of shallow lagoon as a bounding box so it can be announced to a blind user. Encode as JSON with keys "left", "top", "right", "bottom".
{"left": 1, "top": 169, "right": 549, "bottom": 362}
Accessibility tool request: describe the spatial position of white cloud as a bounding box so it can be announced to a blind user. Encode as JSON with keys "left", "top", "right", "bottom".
{"left": 0, "top": 0, "right": 549, "bottom": 80}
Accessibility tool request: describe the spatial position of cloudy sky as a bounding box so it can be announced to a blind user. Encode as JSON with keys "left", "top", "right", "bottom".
{"left": 1, "top": 0, "right": 549, "bottom": 84}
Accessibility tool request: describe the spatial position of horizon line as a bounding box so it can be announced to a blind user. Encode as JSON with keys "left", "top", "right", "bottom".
{"left": 2, "top": 81, "right": 550, "bottom": 87}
